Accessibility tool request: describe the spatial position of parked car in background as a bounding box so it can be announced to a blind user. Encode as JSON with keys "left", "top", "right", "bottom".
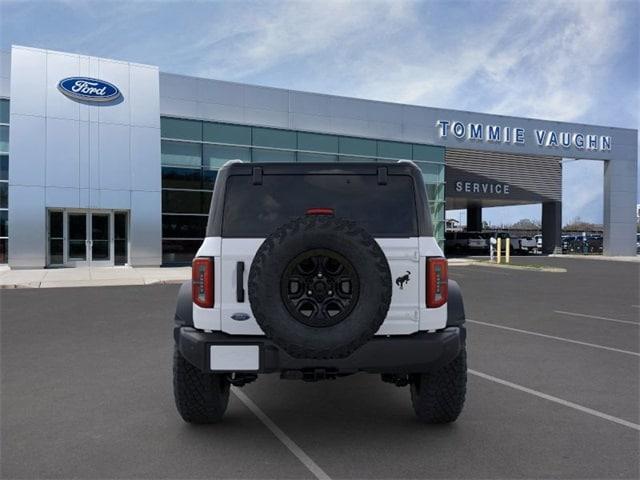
{"left": 445, "top": 231, "right": 487, "bottom": 255}
{"left": 563, "top": 234, "right": 603, "bottom": 254}
{"left": 533, "top": 234, "right": 543, "bottom": 254}
{"left": 518, "top": 236, "right": 537, "bottom": 254}
{"left": 487, "top": 232, "right": 524, "bottom": 254}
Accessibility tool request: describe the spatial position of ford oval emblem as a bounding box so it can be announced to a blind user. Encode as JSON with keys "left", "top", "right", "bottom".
{"left": 58, "top": 77, "right": 121, "bottom": 102}
{"left": 231, "top": 312, "right": 251, "bottom": 321}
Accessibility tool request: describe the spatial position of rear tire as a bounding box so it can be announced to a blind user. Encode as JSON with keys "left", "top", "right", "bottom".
{"left": 410, "top": 346, "right": 467, "bottom": 423}
{"left": 173, "top": 344, "right": 230, "bottom": 424}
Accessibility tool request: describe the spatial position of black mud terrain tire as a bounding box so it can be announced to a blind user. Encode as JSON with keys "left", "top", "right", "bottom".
{"left": 173, "top": 345, "right": 230, "bottom": 423}
{"left": 249, "top": 215, "right": 392, "bottom": 359}
{"left": 410, "top": 345, "right": 467, "bottom": 423}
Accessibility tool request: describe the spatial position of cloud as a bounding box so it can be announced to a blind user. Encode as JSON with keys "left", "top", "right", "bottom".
{"left": 171, "top": 0, "right": 634, "bottom": 130}
{"left": 1, "top": 0, "right": 636, "bottom": 221}
{"left": 190, "top": 0, "right": 419, "bottom": 81}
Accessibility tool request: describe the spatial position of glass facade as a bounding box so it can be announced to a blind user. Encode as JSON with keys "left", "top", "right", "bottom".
{"left": 0, "top": 99, "right": 8, "bottom": 264}
{"left": 160, "top": 117, "right": 446, "bottom": 264}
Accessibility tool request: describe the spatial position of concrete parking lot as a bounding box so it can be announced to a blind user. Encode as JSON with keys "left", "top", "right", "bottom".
{"left": 1, "top": 257, "right": 638, "bottom": 479}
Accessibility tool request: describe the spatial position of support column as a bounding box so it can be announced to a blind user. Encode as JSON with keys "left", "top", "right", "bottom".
{"left": 603, "top": 155, "right": 637, "bottom": 256}
{"left": 466, "top": 205, "right": 482, "bottom": 232}
{"left": 542, "top": 201, "right": 562, "bottom": 254}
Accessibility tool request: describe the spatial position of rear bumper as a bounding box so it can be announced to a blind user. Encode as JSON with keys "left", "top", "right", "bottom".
{"left": 174, "top": 326, "right": 465, "bottom": 374}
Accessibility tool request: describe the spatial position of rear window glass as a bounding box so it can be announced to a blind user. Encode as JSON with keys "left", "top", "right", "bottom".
{"left": 221, "top": 174, "right": 418, "bottom": 237}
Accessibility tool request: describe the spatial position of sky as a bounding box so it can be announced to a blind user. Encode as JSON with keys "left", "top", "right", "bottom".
{"left": 1, "top": 0, "right": 638, "bottom": 226}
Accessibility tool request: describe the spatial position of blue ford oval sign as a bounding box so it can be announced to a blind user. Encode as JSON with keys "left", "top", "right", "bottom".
{"left": 58, "top": 77, "right": 121, "bottom": 102}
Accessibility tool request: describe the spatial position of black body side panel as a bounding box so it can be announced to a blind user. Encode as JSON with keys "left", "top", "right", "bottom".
{"left": 174, "top": 281, "right": 193, "bottom": 327}
{"left": 446, "top": 279, "right": 465, "bottom": 327}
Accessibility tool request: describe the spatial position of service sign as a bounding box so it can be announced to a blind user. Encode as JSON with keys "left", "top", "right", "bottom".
{"left": 58, "top": 77, "right": 121, "bottom": 102}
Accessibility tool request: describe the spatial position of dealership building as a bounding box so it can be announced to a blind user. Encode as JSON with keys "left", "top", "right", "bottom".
{"left": 0, "top": 45, "right": 637, "bottom": 268}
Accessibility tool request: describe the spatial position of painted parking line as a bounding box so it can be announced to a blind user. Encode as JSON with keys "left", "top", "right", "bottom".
{"left": 469, "top": 369, "right": 640, "bottom": 431}
{"left": 554, "top": 310, "right": 639, "bottom": 326}
{"left": 232, "top": 387, "right": 331, "bottom": 480}
{"left": 467, "top": 319, "right": 640, "bottom": 357}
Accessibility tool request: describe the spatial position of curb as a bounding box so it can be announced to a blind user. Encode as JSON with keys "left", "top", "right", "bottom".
{"left": 469, "top": 261, "right": 566, "bottom": 273}
{"left": 0, "top": 278, "right": 188, "bottom": 289}
{"left": 550, "top": 254, "right": 639, "bottom": 263}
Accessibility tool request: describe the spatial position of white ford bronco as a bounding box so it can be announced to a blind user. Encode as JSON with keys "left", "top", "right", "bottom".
{"left": 173, "top": 161, "right": 467, "bottom": 423}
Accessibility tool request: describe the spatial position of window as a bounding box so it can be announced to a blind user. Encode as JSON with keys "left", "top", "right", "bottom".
{"left": 162, "top": 190, "right": 210, "bottom": 214}
{"left": 298, "top": 132, "right": 338, "bottom": 153}
{"left": 161, "top": 141, "right": 201, "bottom": 167}
{"left": 203, "top": 122, "right": 251, "bottom": 145}
{"left": 252, "top": 148, "right": 296, "bottom": 162}
{"left": 0, "top": 183, "right": 7, "bottom": 209}
{"left": 161, "top": 117, "right": 202, "bottom": 141}
{"left": 0, "top": 209, "right": 7, "bottom": 263}
{"left": 159, "top": 116, "right": 444, "bottom": 261}
{"left": 297, "top": 152, "right": 338, "bottom": 163}
{"left": 0, "top": 101, "right": 8, "bottom": 264}
{"left": 338, "top": 155, "right": 376, "bottom": 163}
{"left": 0, "top": 126, "right": 8, "bottom": 154}
{"left": 414, "top": 162, "right": 444, "bottom": 184}
{"left": 68, "top": 213, "right": 87, "bottom": 260}
{"left": 378, "top": 140, "right": 412, "bottom": 159}
{"left": 339, "top": 137, "right": 376, "bottom": 157}
{"left": 162, "top": 239, "right": 202, "bottom": 264}
{"left": 222, "top": 174, "right": 418, "bottom": 237}
{"left": 49, "top": 210, "right": 64, "bottom": 265}
{"left": 429, "top": 201, "right": 445, "bottom": 221}
{"left": 252, "top": 127, "right": 296, "bottom": 149}
{"left": 0, "top": 210, "right": 7, "bottom": 237}
{"left": 162, "top": 215, "right": 207, "bottom": 238}
{"left": 162, "top": 167, "right": 202, "bottom": 190}
{"left": 0, "top": 99, "right": 8, "bottom": 124}
{"left": 0, "top": 155, "right": 7, "bottom": 180}
{"left": 202, "top": 169, "right": 218, "bottom": 190}
{"left": 203, "top": 144, "right": 250, "bottom": 169}
{"left": 413, "top": 144, "right": 444, "bottom": 163}
{"left": 114, "top": 212, "right": 128, "bottom": 266}
{"left": 426, "top": 183, "right": 444, "bottom": 202}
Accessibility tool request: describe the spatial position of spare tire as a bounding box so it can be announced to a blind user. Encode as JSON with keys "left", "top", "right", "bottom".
{"left": 248, "top": 215, "right": 392, "bottom": 359}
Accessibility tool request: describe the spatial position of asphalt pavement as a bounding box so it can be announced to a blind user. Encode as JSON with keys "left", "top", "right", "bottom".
{"left": 1, "top": 257, "right": 638, "bottom": 479}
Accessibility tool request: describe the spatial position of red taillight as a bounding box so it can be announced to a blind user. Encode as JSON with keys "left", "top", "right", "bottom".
{"left": 192, "top": 257, "right": 214, "bottom": 308}
{"left": 306, "top": 208, "right": 334, "bottom": 216}
{"left": 427, "top": 257, "right": 448, "bottom": 308}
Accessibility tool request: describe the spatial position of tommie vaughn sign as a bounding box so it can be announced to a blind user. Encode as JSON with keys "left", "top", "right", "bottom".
{"left": 436, "top": 120, "right": 612, "bottom": 152}
{"left": 58, "top": 77, "right": 121, "bottom": 102}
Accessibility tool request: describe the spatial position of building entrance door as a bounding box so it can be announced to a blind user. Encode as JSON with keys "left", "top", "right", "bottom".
{"left": 89, "top": 213, "right": 112, "bottom": 266}
{"left": 67, "top": 212, "right": 88, "bottom": 266}
{"left": 47, "top": 210, "right": 129, "bottom": 267}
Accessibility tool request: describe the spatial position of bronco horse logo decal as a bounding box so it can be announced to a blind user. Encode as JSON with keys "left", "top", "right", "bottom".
{"left": 395, "top": 271, "right": 411, "bottom": 290}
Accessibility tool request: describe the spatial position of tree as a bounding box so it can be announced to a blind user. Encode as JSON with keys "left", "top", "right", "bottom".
{"left": 563, "top": 216, "right": 602, "bottom": 232}
{"left": 509, "top": 218, "right": 540, "bottom": 230}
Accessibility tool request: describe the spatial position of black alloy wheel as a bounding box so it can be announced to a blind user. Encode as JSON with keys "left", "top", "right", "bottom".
{"left": 281, "top": 249, "right": 359, "bottom": 327}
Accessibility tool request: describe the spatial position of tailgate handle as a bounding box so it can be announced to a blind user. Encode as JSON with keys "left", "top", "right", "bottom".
{"left": 236, "top": 261, "right": 245, "bottom": 302}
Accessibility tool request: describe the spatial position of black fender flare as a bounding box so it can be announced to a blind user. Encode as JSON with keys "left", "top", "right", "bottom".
{"left": 174, "top": 280, "right": 193, "bottom": 327}
{"left": 447, "top": 279, "right": 465, "bottom": 326}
